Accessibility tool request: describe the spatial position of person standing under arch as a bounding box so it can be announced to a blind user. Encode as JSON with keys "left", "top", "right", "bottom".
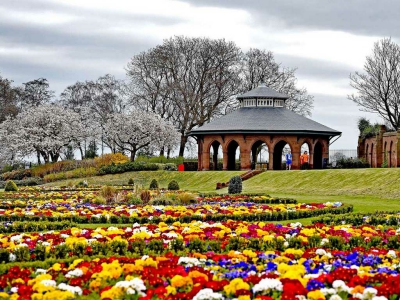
{"left": 300, "top": 151, "right": 309, "bottom": 170}
{"left": 285, "top": 151, "right": 292, "bottom": 170}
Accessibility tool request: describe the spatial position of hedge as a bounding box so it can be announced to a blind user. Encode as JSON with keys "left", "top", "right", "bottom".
{"left": 0, "top": 221, "right": 76, "bottom": 234}
{"left": 0, "top": 177, "right": 44, "bottom": 188}
{"left": 98, "top": 162, "right": 159, "bottom": 175}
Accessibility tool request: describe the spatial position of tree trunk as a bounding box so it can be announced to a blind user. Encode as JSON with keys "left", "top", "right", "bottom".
{"left": 178, "top": 133, "right": 187, "bottom": 157}
{"left": 167, "top": 148, "right": 171, "bottom": 159}
{"left": 130, "top": 147, "right": 137, "bottom": 161}
{"left": 159, "top": 146, "right": 165, "bottom": 157}
{"left": 36, "top": 150, "right": 41, "bottom": 165}
{"left": 79, "top": 145, "right": 84, "bottom": 160}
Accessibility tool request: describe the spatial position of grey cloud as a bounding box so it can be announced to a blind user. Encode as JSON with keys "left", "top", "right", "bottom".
{"left": 275, "top": 54, "right": 354, "bottom": 81}
{"left": 182, "top": 0, "right": 400, "bottom": 39}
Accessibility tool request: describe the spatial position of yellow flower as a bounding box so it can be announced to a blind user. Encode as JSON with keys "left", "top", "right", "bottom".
{"left": 166, "top": 286, "right": 177, "bottom": 295}
{"left": 170, "top": 275, "right": 193, "bottom": 288}
{"left": 307, "top": 290, "right": 326, "bottom": 300}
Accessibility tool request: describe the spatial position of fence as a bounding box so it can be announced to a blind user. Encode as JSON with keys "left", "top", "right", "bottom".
{"left": 329, "top": 149, "right": 357, "bottom": 164}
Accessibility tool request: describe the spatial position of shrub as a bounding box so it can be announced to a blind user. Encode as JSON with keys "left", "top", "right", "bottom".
{"left": 168, "top": 180, "right": 179, "bottom": 190}
{"left": 140, "top": 190, "right": 151, "bottom": 204}
{"left": 92, "top": 196, "right": 106, "bottom": 205}
{"left": 149, "top": 197, "right": 175, "bottom": 206}
{"left": 94, "top": 153, "right": 130, "bottom": 168}
{"left": 100, "top": 186, "right": 117, "bottom": 202}
{"left": 128, "top": 178, "right": 134, "bottom": 185}
{"left": 164, "top": 163, "right": 178, "bottom": 171}
{"left": 149, "top": 179, "right": 159, "bottom": 190}
{"left": 228, "top": 176, "right": 242, "bottom": 194}
{"left": 4, "top": 180, "right": 18, "bottom": 192}
{"left": 177, "top": 192, "right": 195, "bottom": 205}
{"left": 98, "top": 162, "right": 159, "bottom": 175}
{"left": 0, "top": 169, "right": 31, "bottom": 181}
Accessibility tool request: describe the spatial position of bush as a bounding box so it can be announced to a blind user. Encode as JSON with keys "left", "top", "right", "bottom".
{"left": 98, "top": 162, "right": 159, "bottom": 175}
{"left": 92, "top": 196, "right": 106, "bottom": 205}
{"left": 228, "top": 176, "right": 242, "bottom": 194}
{"left": 0, "top": 177, "right": 44, "bottom": 188}
{"left": 149, "top": 197, "right": 175, "bottom": 206}
{"left": 149, "top": 179, "right": 159, "bottom": 190}
{"left": 140, "top": 190, "right": 151, "bottom": 204}
{"left": 335, "top": 157, "right": 369, "bottom": 169}
{"left": 128, "top": 178, "right": 134, "bottom": 185}
{"left": 100, "top": 186, "right": 117, "bottom": 202}
{"left": 0, "top": 169, "right": 31, "bottom": 181}
{"left": 177, "top": 192, "right": 195, "bottom": 205}
{"left": 94, "top": 153, "right": 130, "bottom": 168}
{"left": 164, "top": 163, "right": 178, "bottom": 171}
{"left": 4, "top": 180, "right": 18, "bottom": 192}
{"left": 168, "top": 180, "right": 179, "bottom": 190}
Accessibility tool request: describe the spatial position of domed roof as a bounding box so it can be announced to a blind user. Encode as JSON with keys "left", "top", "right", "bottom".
{"left": 237, "top": 83, "right": 289, "bottom": 100}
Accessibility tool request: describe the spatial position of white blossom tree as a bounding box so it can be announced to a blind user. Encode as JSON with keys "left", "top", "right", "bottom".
{"left": 103, "top": 110, "right": 180, "bottom": 161}
{"left": 2, "top": 104, "right": 84, "bottom": 163}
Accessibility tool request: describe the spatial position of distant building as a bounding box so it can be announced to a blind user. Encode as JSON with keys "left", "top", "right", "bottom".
{"left": 358, "top": 125, "right": 400, "bottom": 167}
{"left": 189, "top": 84, "right": 341, "bottom": 170}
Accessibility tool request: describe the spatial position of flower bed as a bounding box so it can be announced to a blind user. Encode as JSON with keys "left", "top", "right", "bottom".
{"left": 1, "top": 221, "right": 399, "bottom": 263}
{"left": 0, "top": 249, "right": 399, "bottom": 299}
{"left": 0, "top": 201, "right": 350, "bottom": 224}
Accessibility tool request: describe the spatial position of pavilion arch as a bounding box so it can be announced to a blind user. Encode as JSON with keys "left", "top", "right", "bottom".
{"left": 272, "top": 140, "right": 292, "bottom": 170}
{"left": 250, "top": 140, "right": 270, "bottom": 170}
{"left": 209, "top": 140, "right": 222, "bottom": 170}
{"left": 226, "top": 139, "right": 240, "bottom": 170}
{"left": 313, "top": 140, "right": 323, "bottom": 169}
{"left": 365, "top": 143, "right": 369, "bottom": 164}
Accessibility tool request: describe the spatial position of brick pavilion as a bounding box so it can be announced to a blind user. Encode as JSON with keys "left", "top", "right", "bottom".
{"left": 189, "top": 84, "right": 341, "bottom": 170}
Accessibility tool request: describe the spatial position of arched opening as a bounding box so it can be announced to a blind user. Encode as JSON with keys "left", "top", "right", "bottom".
{"left": 313, "top": 142, "right": 323, "bottom": 169}
{"left": 300, "top": 142, "right": 310, "bottom": 170}
{"left": 209, "top": 141, "right": 222, "bottom": 170}
{"left": 227, "top": 140, "right": 240, "bottom": 170}
{"left": 273, "top": 140, "right": 291, "bottom": 170}
{"left": 365, "top": 144, "right": 369, "bottom": 165}
{"left": 251, "top": 140, "right": 269, "bottom": 170}
{"left": 389, "top": 141, "right": 393, "bottom": 167}
{"left": 370, "top": 143, "right": 374, "bottom": 167}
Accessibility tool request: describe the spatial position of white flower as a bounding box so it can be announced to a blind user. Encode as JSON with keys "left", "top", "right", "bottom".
{"left": 65, "top": 268, "right": 83, "bottom": 278}
{"left": 316, "top": 249, "right": 327, "bottom": 256}
{"left": 371, "top": 297, "right": 388, "bottom": 300}
{"left": 330, "top": 295, "right": 342, "bottom": 300}
{"left": 320, "top": 288, "right": 336, "bottom": 296}
{"left": 332, "top": 280, "right": 350, "bottom": 293}
{"left": 363, "top": 287, "right": 378, "bottom": 299}
{"left": 252, "top": 278, "right": 283, "bottom": 294}
{"left": 387, "top": 250, "right": 396, "bottom": 258}
{"left": 141, "top": 255, "right": 150, "bottom": 260}
{"left": 35, "top": 269, "right": 47, "bottom": 274}
{"left": 40, "top": 279, "right": 57, "bottom": 287}
{"left": 178, "top": 257, "right": 202, "bottom": 267}
{"left": 10, "top": 287, "right": 18, "bottom": 293}
{"left": 10, "top": 235, "right": 23, "bottom": 243}
{"left": 193, "top": 288, "right": 224, "bottom": 300}
{"left": 283, "top": 241, "right": 289, "bottom": 248}
{"left": 320, "top": 238, "right": 329, "bottom": 246}
{"left": 9, "top": 253, "right": 16, "bottom": 262}
{"left": 58, "top": 283, "right": 83, "bottom": 295}
{"left": 60, "top": 234, "right": 70, "bottom": 239}
{"left": 114, "top": 278, "right": 146, "bottom": 296}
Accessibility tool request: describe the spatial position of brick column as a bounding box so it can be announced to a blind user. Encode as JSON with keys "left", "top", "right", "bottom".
{"left": 240, "top": 149, "right": 251, "bottom": 170}
{"left": 222, "top": 151, "right": 228, "bottom": 170}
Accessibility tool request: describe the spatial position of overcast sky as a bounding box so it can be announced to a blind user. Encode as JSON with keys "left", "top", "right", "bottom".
{"left": 1, "top": 0, "right": 397, "bottom": 150}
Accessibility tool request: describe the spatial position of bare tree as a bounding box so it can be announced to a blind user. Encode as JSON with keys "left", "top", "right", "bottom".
{"left": 60, "top": 74, "right": 129, "bottom": 156}
{"left": 349, "top": 38, "right": 400, "bottom": 129}
{"left": 19, "top": 78, "right": 54, "bottom": 108}
{"left": 127, "top": 36, "right": 242, "bottom": 156}
{"left": 0, "top": 75, "right": 20, "bottom": 123}
{"left": 240, "top": 48, "right": 314, "bottom": 116}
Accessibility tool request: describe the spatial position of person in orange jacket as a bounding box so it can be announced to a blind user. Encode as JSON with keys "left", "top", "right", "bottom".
{"left": 300, "top": 151, "right": 309, "bottom": 169}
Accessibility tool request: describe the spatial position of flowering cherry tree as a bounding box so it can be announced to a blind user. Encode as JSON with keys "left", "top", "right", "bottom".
{"left": 1, "top": 104, "right": 84, "bottom": 163}
{"left": 103, "top": 110, "right": 180, "bottom": 161}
